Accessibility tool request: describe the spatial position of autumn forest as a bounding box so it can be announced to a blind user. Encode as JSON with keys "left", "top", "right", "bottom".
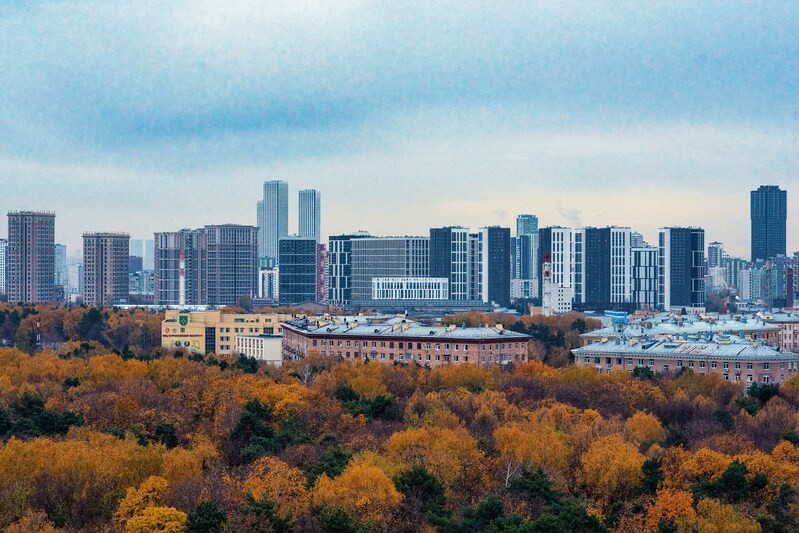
{"left": 1, "top": 304, "right": 799, "bottom": 532}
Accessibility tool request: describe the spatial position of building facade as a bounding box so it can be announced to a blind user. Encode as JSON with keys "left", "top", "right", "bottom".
{"left": 282, "top": 316, "right": 531, "bottom": 367}
{"left": 658, "top": 227, "right": 705, "bottom": 311}
{"left": 751, "top": 185, "right": 787, "bottom": 263}
{"left": 204, "top": 225, "right": 258, "bottom": 307}
{"left": 0, "top": 238, "right": 6, "bottom": 295}
{"left": 278, "top": 237, "right": 319, "bottom": 306}
{"left": 259, "top": 180, "right": 289, "bottom": 263}
{"left": 430, "top": 226, "right": 469, "bottom": 301}
{"left": 573, "top": 336, "right": 799, "bottom": 388}
{"left": 350, "top": 237, "right": 429, "bottom": 303}
{"left": 327, "top": 232, "right": 371, "bottom": 306}
{"left": 538, "top": 227, "right": 574, "bottom": 304}
{"left": 631, "top": 245, "right": 658, "bottom": 309}
{"left": 82, "top": 232, "right": 131, "bottom": 306}
{"left": 298, "top": 189, "right": 321, "bottom": 241}
{"left": 258, "top": 267, "right": 280, "bottom": 303}
{"left": 372, "top": 277, "right": 448, "bottom": 300}
{"left": 154, "top": 229, "right": 206, "bottom": 306}
{"left": 574, "top": 227, "right": 632, "bottom": 310}
{"left": 516, "top": 214, "right": 538, "bottom": 237}
{"left": 477, "top": 226, "right": 511, "bottom": 307}
{"left": 6, "top": 211, "right": 56, "bottom": 303}
{"left": 161, "top": 309, "right": 299, "bottom": 356}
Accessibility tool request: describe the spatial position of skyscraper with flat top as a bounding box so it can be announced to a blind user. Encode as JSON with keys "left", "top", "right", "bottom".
{"left": 258, "top": 180, "right": 289, "bottom": 263}
{"left": 751, "top": 185, "right": 787, "bottom": 262}
{"left": 83, "top": 232, "right": 130, "bottom": 306}
{"left": 299, "top": 189, "right": 321, "bottom": 241}
{"left": 658, "top": 227, "right": 705, "bottom": 311}
{"left": 7, "top": 211, "right": 56, "bottom": 303}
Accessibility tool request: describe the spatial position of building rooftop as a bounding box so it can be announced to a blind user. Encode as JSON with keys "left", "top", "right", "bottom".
{"left": 760, "top": 312, "right": 799, "bottom": 324}
{"left": 283, "top": 316, "right": 530, "bottom": 341}
{"left": 573, "top": 335, "right": 798, "bottom": 361}
{"left": 582, "top": 313, "right": 782, "bottom": 338}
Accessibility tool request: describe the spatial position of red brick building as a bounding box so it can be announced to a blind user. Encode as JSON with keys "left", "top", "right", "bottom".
{"left": 282, "top": 315, "right": 531, "bottom": 367}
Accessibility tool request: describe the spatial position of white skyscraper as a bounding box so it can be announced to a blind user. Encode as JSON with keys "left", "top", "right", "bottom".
{"left": 298, "top": 189, "right": 321, "bottom": 241}
{"left": 0, "top": 238, "right": 7, "bottom": 295}
{"left": 258, "top": 180, "right": 289, "bottom": 262}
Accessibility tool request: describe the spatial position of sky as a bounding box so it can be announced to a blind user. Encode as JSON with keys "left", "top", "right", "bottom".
{"left": 0, "top": 1, "right": 797, "bottom": 258}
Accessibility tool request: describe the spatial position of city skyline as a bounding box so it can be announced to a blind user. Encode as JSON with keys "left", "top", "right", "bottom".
{"left": 1, "top": 3, "right": 797, "bottom": 256}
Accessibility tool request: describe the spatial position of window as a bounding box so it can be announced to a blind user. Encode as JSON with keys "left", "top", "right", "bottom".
{"left": 763, "top": 363, "right": 770, "bottom": 370}
{"left": 711, "top": 362, "right": 717, "bottom": 369}
{"left": 689, "top": 360, "right": 694, "bottom": 368}
{"left": 699, "top": 362, "right": 706, "bottom": 368}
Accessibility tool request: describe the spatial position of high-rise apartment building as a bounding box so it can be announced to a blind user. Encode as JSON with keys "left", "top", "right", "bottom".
{"left": 204, "top": 225, "right": 258, "bottom": 306}
{"left": 299, "top": 189, "right": 321, "bottom": 241}
{"left": 327, "top": 232, "right": 371, "bottom": 306}
{"left": 574, "top": 227, "right": 632, "bottom": 309}
{"left": 258, "top": 180, "right": 289, "bottom": 263}
{"left": 751, "top": 185, "right": 787, "bottom": 262}
{"left": 707, "top": 241, "right": 724, "bottom": 269}
{"left": 278, "top": 237, "right": 319, "bottom": 306}
{"left": 350, "top": 237, "right": 429, "bottom": 303}
{"left": 477, "top": 226, "right": 511, "bottom": 307}
{"left": 631, "top": 245, "right": 659, "bottom": 309}
{"left": 154, "top": 229, "right": 206, "bottom": 306}
{"left": 513, "top": 233, "right": 538, "bottom": 281}
{"left": 658, "top": 227, "right": 706, "bottom": 311}
{"left": 6, "top": 211, "right": 56, "bottom": 303}
{"left": 54, "top": 244, "right": 68, "bottom": 288}
{"left": 82, "top": 232, "right": 130, "bottom": 306}
{"left": 430, "top": 226, "right": 470, "bottom": 300}
{"left": 0, "top": 238, "right": 7, "bottom": 295}
{"left": 538, "top": 227, "right": 574, "bottom": 302}
{"left": 516, "top": 214, "right": 538, "bottom": 237}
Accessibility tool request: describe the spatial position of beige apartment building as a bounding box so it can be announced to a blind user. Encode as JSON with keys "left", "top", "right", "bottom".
{"left": 161, "top": 309, "right": 302, "bottom": 356}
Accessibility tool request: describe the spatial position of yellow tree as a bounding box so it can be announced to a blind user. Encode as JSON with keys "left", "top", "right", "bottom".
{"left": 494, "top": 424, "right": 571, "bottom": 487}
{"left": 115, "top": 476, "right": 169, "bottom": 528}
{"left": 625, "top": 411, "right": 667, "bottom": 447}
{"left": 243, "top": 457, "right": 310, "bottom": 520}
{"left": 578, "top": 435, "right": 644, "bottom": 505}
{"left": 694, "top": 498, "right": 760, "bottom": 533}
{"left": 312, "top": 457, "right": 403, "bottom": 527}
{"left": 125, "top": 507, "right": 187, "bottom": 533}
{"left": 644, "top": 488, "right": 696, "bottom": 532}
{"left": 385, "top": 426, "right": 487, "bottom": 506}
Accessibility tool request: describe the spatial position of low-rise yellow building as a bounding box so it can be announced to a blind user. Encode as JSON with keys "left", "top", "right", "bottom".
{"left": 161, "top": 309, "right": 303, "bottom": 356}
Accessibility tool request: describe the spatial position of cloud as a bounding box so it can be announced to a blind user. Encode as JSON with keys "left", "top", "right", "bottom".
{"left": 0, "top": 2, "right": 797, "bottom": 259}
{"left": 556, "top": 207, "right": 583, "bottom": 229}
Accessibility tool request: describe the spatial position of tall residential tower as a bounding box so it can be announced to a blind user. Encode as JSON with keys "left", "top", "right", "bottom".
{"left": 751, "top": 185, "right": 787, "bottom": 262}
{"left": 6, "top": 211, "right": 56, "bottom": 303}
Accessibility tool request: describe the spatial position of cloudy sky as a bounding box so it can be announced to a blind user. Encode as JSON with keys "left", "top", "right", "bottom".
{"left": 1, "top": 1, "right": 797, "bottom": 257}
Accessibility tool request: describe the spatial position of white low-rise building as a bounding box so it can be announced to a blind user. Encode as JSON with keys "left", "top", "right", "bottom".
{"left": 235, "top": 334, "right": 283, "bottom": 366}
{"left": 371, "top": 277, "right": 448, "bottom": 300}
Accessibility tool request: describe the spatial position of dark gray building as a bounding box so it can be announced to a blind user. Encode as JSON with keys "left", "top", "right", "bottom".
{"left": 478, "top": 226, "right": 511, "bottom": 307}
{"left": 658, "top": 227, "right": 705, "bottom": 311}
{"left": 751, "top": 185, "right": 787, "bottom": 263}
{"left": 6, "top": 211, "right": 56, "bottom": 303}
{"left": 279, "top": 237, "right": 318, "bottom": 306}
{"left": 327, "top": 233, "right": 371, "bottom": 306}
{"left": 83, "top": 232, "right": 130, "bottom": 306}
{"left": 205, "top": 225, "right": 258, "bottom": 307}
